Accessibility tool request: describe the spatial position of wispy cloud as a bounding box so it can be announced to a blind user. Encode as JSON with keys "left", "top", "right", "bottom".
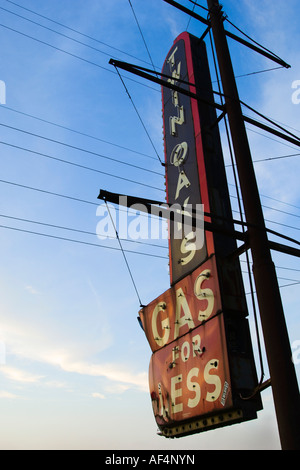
{"left": 92, "top": 392, "right": 106, "bottom": 399}
{"left": 1, "top": 365, "right": 44, "bottom": 384}
{"left": 0, "top": 390, "right": 20, "bottom": 399}
{"left": 58, "top": 359, "right": 148, "bottom": 393}
{"left": 25, "top": 285, "right": 40, "bottom": 295}
{"left": 0, "top": 319, "right": 148, "bottom": 393}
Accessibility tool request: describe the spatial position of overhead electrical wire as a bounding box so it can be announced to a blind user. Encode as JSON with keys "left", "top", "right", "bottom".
{"left": 2, "top": 5, "right": 295, "bottom": 120}
{"left": 1, "top": 107, "right": 298, "bottom": 216}
{"left": 1, "top": 2, "right": 298, "bottom": 258}
{"left": 0, "top": 115, "right": 297, "bottom": 235}
{"left": 246, "top": 126, "right": 300, "bottom": 152}
{"left": 241, "top": 270, "right": 300, "bottom": 285}
{"left": 0, "top": 146, "right": 164, "bottom": 195}
{"left": 0, "top": 177, "right": 167, "bottom": 233}
{"left": 0, "top": 178, "right": 100, "bottom": 207}
{"left": 0, "top": 213, "right": 167, "bottom": 251}
{"left": 245, "top": 281, "right": 300, "bottom": 296}
{"left": 4, "top": 0, "right": 154, "bottom": 67}
{"left": 0, "top": 141, "right": 165, "bottom": 193}
{"left": 0, "top": 220, "right": 296, "bottom": 293}
{"left": 110, "top": 59, "right": 300, "bottom": 151}
{"left": 0, "top": 5, "right": 133, "bottom": 61}
{"left": 240, "top": 259, "right": 300, "bottom": 274}
{"left": 0, "top": 22, "right": 160, "bottom": 95}
{"left": 0, "top": 136, "right": 163, "bottom": 178}
{"left": 0, "top": 223, "right": 168, "bottom": 260}
{"left": 257, "top": 192, "right": 300, "bottom": 211}
{"left": 226, "top": 152, "right": 300, "bottom": 167}
{"left": 0, "top": 8, "right": 164, "bottom": 167}
{"left": 229, "top": 192, "right": 300, "bottom": 220}
{"left": 1, "top": 105, "right": 157, "bottom": 161}
{"left": 1, "top": 213, "right": 298, "bottom": 288}
{"left": 1, "top": 176, "right": 299, "bottom": 272}
{"left": 0, "top": 122, "right": 164, "bottom": 175}
{"left": 3, "top": 3, "right": 283, "bottom": 94}
{"left": 0, "top": 22, "right": 113, "bottom": 71}
{"left": 251, "top": 153, "right": 300, "bottom": 164}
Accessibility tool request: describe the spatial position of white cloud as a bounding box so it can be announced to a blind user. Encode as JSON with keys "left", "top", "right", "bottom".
{"left": 0, "top": 390, "right": 19, "bottom": 399}
{"left": 25, "top": 285, "right": 40, "bottom": 295}
{"left": 0, "top": 366, "right": 44, "bottom": 384}
{"left": 92, "top": 392, "right": 106, "bottom": 399}
{"left": 58, "top": 360, "right": 148, "bottom": 392}
{"left": 0, "top": 318, "right": 148, "bottom": 393}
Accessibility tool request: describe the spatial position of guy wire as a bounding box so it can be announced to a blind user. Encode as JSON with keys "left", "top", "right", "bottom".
{"left": 105, "top": 200, "right": 143, "bottom": 307}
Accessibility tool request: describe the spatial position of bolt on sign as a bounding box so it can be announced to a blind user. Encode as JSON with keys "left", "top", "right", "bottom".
{"left": 139, "top": 32, "right": 262, "bottom": 438}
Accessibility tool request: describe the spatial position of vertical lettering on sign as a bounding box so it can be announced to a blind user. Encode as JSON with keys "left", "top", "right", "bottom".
{"left": 162, "top": 37, "right": 207, "bottom": 285}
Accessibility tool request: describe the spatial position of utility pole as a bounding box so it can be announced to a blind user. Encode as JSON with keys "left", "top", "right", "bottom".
{"left": 206, "top": 0, "right": 300, "bottom": 449}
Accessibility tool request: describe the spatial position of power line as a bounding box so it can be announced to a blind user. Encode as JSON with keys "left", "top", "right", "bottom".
{"left": 259, "top": 193, "right": 300, "bottom": 212}
{"left": 240, "top": 259, "right": 300, "bottom": 274}
{"left": 246, "top": 126, "right": 300, "bottom": 152}
{"left": 1, "top": 105, "right": 157, "bottom": 161}
{"left": 0, "top": 22, "right": 160, "bottom": 94}
{"left": 0, "top": 178, "right": 165, "bottom": 226}
{"left": 0, "top": 222, "right": 168, "bottom": 260}
{"left": 1, "top": 177, "right": 298, "bottom": 273}
{"left": 252, "top": 153, "right": 300, "bottom": 164}
{"left": 274, "top": 265, "right": 300, "bottom": 273}
{"left": 245, "top": 281, "right": 300, "bottom": 296}
{"left": 0, "top": 137, "right": 163, "bottom": 178}
{"left": 229, "top": 192, "right": 300, "bottom": 220}
{"left": 231, "top": 208, "right": 300, "bottom": 233}
{"left": 4, "top": 0, "right": 153, "bottom": 66}
{"left": 226, "top": 152, "right": 300, "bottom": 167}
{"left": 0, "top": 21, "right": 113, "bottom": 71}
{"left": 0, "top": 213, "right": 167, "bottom": 251}
{"left": 0, "top": 139, "right": 164, "bottom": 192}
{"left": 0, "top": 6, "right": 129, "bottom": 61}
{"left": 227, "top": 183, "right": 300, "bottom": 214}
{"left": 0, "top": 178, "right": 100, "bottom": 207}
{"left": 241, "top": 270, "right": 300, "bottom": 284}
{"left": 2, "top": 105, "right": 298, "bottom": 214}
{"left": 0, "top": 122, "right": 164, "bottom": 176}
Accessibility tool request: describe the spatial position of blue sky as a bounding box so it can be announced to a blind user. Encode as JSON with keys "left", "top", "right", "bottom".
{"left": 0, "top": 0, "right": 299, "bottom": 450}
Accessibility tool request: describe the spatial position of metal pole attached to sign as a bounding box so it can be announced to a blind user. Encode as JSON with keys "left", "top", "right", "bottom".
{"left": 206, "top": 0, "right": 300, "bottom": 450}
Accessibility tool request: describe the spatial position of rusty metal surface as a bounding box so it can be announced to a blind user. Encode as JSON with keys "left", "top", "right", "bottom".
{"left": 139, "top": 256, "right": 222, "bottom": 353}
{"left": 149, "top": 315, "right": 232, "bottom": 429}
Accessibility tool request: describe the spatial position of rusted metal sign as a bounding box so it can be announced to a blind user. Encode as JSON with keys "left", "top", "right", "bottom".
{"left": 148, "top": 316, "right": 233, "bottom": 438}
{"left": 162, "top": 32, "right": 208, "bottom": 285}
{"left": 139, "top": 256, "right": 221, "bottom": 353}
{"left": 162, "top": 32, "right": 242, "bottom": 285}
{"left": 139, "top": 255, "right": 261, "bottom": 437}
{"left": 139, "top": 32, "right": 262, "bottom": 438}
